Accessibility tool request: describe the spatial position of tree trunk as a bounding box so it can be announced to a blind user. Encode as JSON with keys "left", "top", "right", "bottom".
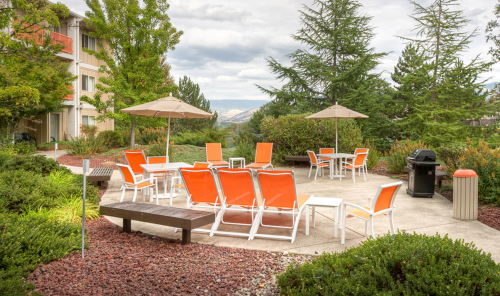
{"left": 130, "top": 120, "right": 136, "bottom": 149}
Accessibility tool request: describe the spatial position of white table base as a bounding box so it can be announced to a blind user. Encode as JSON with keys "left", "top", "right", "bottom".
{"left": 305, "top": 197, "right": 343, "bottom": 238}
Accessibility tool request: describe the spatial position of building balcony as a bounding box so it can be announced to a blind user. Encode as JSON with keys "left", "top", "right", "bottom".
{"left": 65, "top": 85, "right": 74, "bottom": 100}
{"left": 14, "top": 22, "right": 73, "bottom": 54}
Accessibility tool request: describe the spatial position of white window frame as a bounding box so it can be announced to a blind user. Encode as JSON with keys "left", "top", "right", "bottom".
{"left": 82, "top": 115, "right": 96, "bottom": 126}
{"left": 82, "top": 75, "right": 96, "bottom": 92}
{"left": 82, "top": 33, "right": 96, "bottom": 50}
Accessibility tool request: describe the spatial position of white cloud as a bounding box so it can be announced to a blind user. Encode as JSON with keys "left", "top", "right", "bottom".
{"left": 170, "top": 3, "right": 252, "bottom": 23}
{"left": 216, "top": 75, "right": 238, "bottom": 81}
{"left": 237, "top": 68, "right": 274, "bottom": 80}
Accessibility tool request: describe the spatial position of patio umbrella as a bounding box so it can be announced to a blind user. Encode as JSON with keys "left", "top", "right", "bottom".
{"left": 121, "top": 94, "right": 213, "bottom": 163}
{"left": 305, "top": 102, "right": 368, "bottom": 153}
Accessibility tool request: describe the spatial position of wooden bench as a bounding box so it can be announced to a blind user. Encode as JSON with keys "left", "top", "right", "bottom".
{"left": 88, "top": 167, "right": 114, "bottom": 186}
{"left": 99, "top": 202, "right": 216, "bottom": 245}
{"left": 403, "top": 166, "right": 448, "bottom": 189}
{"left": 285, "top": 155, "right": 310, "bottom": 163}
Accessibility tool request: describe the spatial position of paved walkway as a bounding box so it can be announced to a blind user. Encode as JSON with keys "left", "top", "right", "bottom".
{"left": 94, "top": 167, "right": 500, "bottom": 262}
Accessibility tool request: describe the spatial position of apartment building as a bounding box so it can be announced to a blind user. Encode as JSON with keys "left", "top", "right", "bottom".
{"left": 14, "top": 7, "right": 114, "bottom": 144}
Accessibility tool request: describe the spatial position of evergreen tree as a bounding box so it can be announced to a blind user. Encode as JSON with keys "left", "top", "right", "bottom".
{"left": 486, "top": 0, "right": 500, "bottom": 61}
{"left": 257, "top": 0, "right": 387, "bottom": 112}
{"left": 394, "top": 0, "right": 497, "bottom": 146}
{"left": 171, "top": 76, "right": 217, "bottom": 133}
{"left": 81, "top": 0, "right": 182, "bottom": 148}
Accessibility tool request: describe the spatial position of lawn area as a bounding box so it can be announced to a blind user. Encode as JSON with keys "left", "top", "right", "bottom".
{"left": 172, "top": 145, "right": 236, "bottom": 164}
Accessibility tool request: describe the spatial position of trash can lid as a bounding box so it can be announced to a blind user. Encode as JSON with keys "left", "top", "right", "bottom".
{"left": 454, "top": 169, "right": 478, "bottom": 177}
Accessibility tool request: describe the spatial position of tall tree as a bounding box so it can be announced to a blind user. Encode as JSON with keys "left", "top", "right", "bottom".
{"left": 393, "top": 0, "right": 496, "bottom": 146}
{"left": 81, "top": 0, "right": 182, "bottom": 148}
{"left": 0, "top": 0, "right": 74, "bottom": 136}
{"left": 257, "top": 0, "right": 387, "bottom": 112}
{"left": 171, "top": 76, "right": 218, "bottom": 133}
{"left": 486, "top": 0, "right": 500, "bottom": 61}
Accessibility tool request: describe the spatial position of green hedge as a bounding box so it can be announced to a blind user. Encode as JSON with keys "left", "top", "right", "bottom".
{"left": 0, "top": 154, "right": 71, "bottom": 176}
{"left": 278, "top": 232, "right": 500, "bottom": 295}
{"left": 97, "top": 130, "right": 124, "bottom": 148}
{"left": 0, "top": 214, "right": 81, "bottom": 296}
{"left": 261, "top": 114, "right": 362, "bottom": 164}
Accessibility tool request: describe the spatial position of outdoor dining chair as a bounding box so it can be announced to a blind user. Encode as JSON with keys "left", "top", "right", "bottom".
{"left": 354, "top": 148, "right": 370, "bottom": 175}
{"left": 341, "top": 152, "right": 368, "bottom": 183}
{"left": 124, "top": 150, "right": 146, "bottom": 180}
{"left": 147, "top": 156, "right": 180, "bottom": 206}
{"left": 319, "top": 148, "right": 335, "bottom": 162}
{"left": 252, "top": 170, "right": 312, "bottom": 243}
{"left": 307, "top": 150, "right": 329, "bottom": 180}
{"left": 206, "top": 143, "right": 230, "bottom": 168}
{"left": 341, "top": 181, "right": 403, "bottom": 244}
{"left": 211, "top": 168, "right": 262, "bottom": 238}
{"left": 245, "top": 143, "right": 273, "bottom": 173}
{"left": 116, "top": 164, "right": 158, "bottom": 204}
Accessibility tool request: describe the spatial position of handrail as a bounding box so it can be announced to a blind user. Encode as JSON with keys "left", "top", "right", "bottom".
{"left": 13, "top": 21, "right": 73, "bottom": 54}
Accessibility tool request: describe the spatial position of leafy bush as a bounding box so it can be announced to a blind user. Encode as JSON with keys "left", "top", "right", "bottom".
{"left": 67, "top": 135, "right": 106, "bottom": 157}
{"left": 47, "top": 195, "right": 100, "bottom": 223}
{"left": 97, "top": 130, "right": 124, "bottom": 148}
{"left": 278, "top": 232, "right": 500, "bottom": 295}
{"left": 138, "top": 127, "right": 167, "bottom": 145}
{"left": 81, "top": 124, "right": 98, "bottom": 136}
{"left": 385, "top": 139, "right": 430, "bottom": 173}
{"left": 119, "top": 129, "right": 132, "bottom": 147}
{"left": 0, "top": 154, "right": 71, "bottom": 176}
{"left": 360, "top": 138, "right": 382, "bottom": 170}
{"left": 444, "top": 140, "right": 500, "bottom": 204}
{"left": 261, "top": 114, "right": 362, "bottom": 164}
{"left": 0, "top": 170, "right": 100, "bottom": 214}
{"left": 0, "top": 142, "right": 37, "bottom": 156}
{"left": 172, "top": 128, "right": 228, "bottom": 147}
{"left": 145, "top": 138, "right": 174, "bottom": 161}
{"left": 0, "top": 213, "right": 81, "bottom": 296}
{"left": 438, "top": 141, "right": 467, "bottom": 169}
{"left": 234, "top": 135, "right": 256, "bottom": 164}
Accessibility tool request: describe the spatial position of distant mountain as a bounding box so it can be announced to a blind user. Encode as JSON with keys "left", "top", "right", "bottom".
{"left": 210, "top": 100, "right": 269, "bottom": 123}
{"left": 485, "top": 82, "right": 499, "bottom": 89}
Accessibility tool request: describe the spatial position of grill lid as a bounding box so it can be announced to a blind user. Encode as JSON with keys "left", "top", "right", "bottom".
{"left": 407, "top": 149, "right": 436, "bottom": 162}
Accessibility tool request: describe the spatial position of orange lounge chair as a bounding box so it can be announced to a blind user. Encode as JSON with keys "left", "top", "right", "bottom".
{"left": 211, "top": 168, "right": 262, "bottom": 238}
{"left": 245, "top": 143, "right": 273, "bottom": 173}
{"left": 307, "top": 150, "right": 329, "bottom": 180}
{"left": 172, "top": 162, "right": 211, "bottom": 191}
{"left": 251, "top": 170, "right": 312, "bottom": 243}
{"left": 124, "top": 150, "right": 146, "bottom": 180}
{"left": 117, "top": 164, "right": 158, "bottom": 204}
{"left": 206, "top": 143, "right": 229, "bottom": 168}
{"left": 341, "top": 181, "right": 403, "bottom": 244}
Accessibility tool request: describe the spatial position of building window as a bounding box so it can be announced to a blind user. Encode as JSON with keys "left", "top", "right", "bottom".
{"left": 82, "top": 75, "right": 95, "bottom": 92}
{"left": 53, "top": 26, "right": 60, "bottom": 33}
{"left": 82, "top": 33, "right": 95, "bottom": 50}
{"left": 82, "top": 115, "right": 96, "bottom": 126}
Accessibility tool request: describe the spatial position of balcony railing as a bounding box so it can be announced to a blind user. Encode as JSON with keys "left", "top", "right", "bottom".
{"left": 13, "top": 22, "right": 73, "bottom": 54}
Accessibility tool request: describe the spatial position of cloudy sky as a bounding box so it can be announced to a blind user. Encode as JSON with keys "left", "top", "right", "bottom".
{"left": 63, "top": 0, "right": 500, "bottom": 101}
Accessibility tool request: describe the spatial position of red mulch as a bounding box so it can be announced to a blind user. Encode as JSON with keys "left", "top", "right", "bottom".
{"left": 28, "top": 218, "right": 310, "bottom": 296}
{"left": 58, "top": 153, "right": 127, "bottom": 170}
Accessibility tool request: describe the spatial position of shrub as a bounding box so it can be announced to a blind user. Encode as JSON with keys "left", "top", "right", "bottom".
{"left": 278, "top": 232, "right": 500, "bottom": 295}
{"left": 145, "top": 138, "right": 174, "bottom": 161}
{"left": 444, "top": 139, "right": 500, "bottom": 204}
{"left": 0, "top": 154, "right": 71, "bottom": 176}
{"left": 360, "top": 138, "right": 382, "bottom": 170}
{"left": 47, "top": 195, "right": 100, "bottom": 223}
{"left": 172, "top": 128, "right": 228, "bottom": 147}
{"left": 138, "top": 127, "right": 167, "bottom": 145}
{"left": 97, "top": 130, "right": 124, "bottom": 148}
{"left": 120, "top": 129, "right": 132, "bottom": 147}
{"left": 438, "top": 141, "right": 467, "bottom": 170}
{"left": 261, "top": 114, "right": 362, "bottom": 164}
{"left": 0, "top": 142, "right": 37, "bottom": 156}
{"left": 385, "top": 139, "right": 430, "bottom": 173}
{"left": 81, "top": 124, "right": 98, "bottom": 136}
{"left": 37, "top": 141, "right": 70, "bottom": 151}
{"left": 0, "top": 213, "right": 81, "bottom": 296}
{"left": 67, "top": 135, "right": 106, "bottom": 157}
{"left": 234, "top": 135, "right": 256, "bottom": 164}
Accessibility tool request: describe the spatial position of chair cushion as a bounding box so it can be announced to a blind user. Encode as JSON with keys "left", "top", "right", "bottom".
{"left": 317, "top": 163, "right": 328, "bottom": 168}
{"left": 246, "top": 162, "right": 270, "bottom": 169}
{"left": 297, "top": 194, "right": 312, "bottom": 208}
{"left": 126, "top": 182, "right": 154, "bottom": 189}
{"left": 347, "top": 207, "right": 387, "bottom": 219}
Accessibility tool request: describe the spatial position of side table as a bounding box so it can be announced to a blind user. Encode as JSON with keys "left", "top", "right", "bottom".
{"left": 305, "top": 197, "right": 343, "bottom": 238}
{"left": 229, "top": 157, "right": 246, "bottom": 169}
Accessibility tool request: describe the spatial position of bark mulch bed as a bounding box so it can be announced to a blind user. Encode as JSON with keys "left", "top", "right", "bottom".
{"left": 29, "top": 218, "right": 311, "bottom": 296}
{"left": 57, "top": 152, "right": 127, "bottom": 170}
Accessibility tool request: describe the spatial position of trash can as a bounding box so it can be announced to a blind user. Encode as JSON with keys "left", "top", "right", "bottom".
{"left": 406, "top": 149, "right": 440, "bottom": 198}
{"left": 453, "top": 169, "right": 478, "bottom": 220}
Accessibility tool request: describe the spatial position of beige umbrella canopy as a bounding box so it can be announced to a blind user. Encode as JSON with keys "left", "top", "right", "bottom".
{"left": 306, "top": 102, "right": 368, "bottom": 153}
{"left": 121, "top": 94, "right": 213, "bottom": 163}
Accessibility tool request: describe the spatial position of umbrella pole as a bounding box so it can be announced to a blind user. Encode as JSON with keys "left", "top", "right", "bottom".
{"left": 336, "top": 118, "right": 338, "bottom": 154}
{"left": 166, "top": 114, "right": 171, "bottom": 164}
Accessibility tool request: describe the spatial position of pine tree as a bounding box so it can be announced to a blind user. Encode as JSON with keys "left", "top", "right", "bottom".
{"left": 394, "top": 0, "right": 497, "bottom": 146}
{"left": 81, "top": 0, "right": 182, "bottom": 148}
{"left": 171, "top": 76, "right": 217, "bottom": 133}
{"left": 486, "top": 0, "right": 500, "bottom": 61}
{"left": 257, "top": 0, "right": 387, "bottom": 112}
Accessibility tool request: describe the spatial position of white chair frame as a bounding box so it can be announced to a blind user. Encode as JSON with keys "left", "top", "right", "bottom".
{"left": 117, "top": 164, "right": 158, "bottom": 204}
{"left": 341, "top": 153, "right": 368, "bottom": 183}
{"left": 307, "top": 150, "right": 329, "bottom": 180}
{"left": 341, "top": 181, "right": 403, "bottom": 244}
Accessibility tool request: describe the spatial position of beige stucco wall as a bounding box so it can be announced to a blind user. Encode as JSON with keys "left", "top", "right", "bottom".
{"left": 79, "top": 28, "right": 109, "bottom": 67}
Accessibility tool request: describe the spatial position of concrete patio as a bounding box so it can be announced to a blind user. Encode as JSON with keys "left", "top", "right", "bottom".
{"left": 95, "top": 166, "right": 500, "bottom": 263}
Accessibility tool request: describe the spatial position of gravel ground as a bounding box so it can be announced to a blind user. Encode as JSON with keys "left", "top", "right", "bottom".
{"left": 57, "top": 153, "right": 128, "bottom": 170}
{"left": 29, "top": 218, "right": 312, "bottom": 296}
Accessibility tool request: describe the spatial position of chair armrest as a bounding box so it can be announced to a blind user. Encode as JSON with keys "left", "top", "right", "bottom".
{"left": 140, "top": 177, "right": 156, "bottom": 183}
{"left": 366, "top": 196, "right": 374, "bottom": 207}
{"left": 343, "top": 202, "right": 372, "bottom": 215}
